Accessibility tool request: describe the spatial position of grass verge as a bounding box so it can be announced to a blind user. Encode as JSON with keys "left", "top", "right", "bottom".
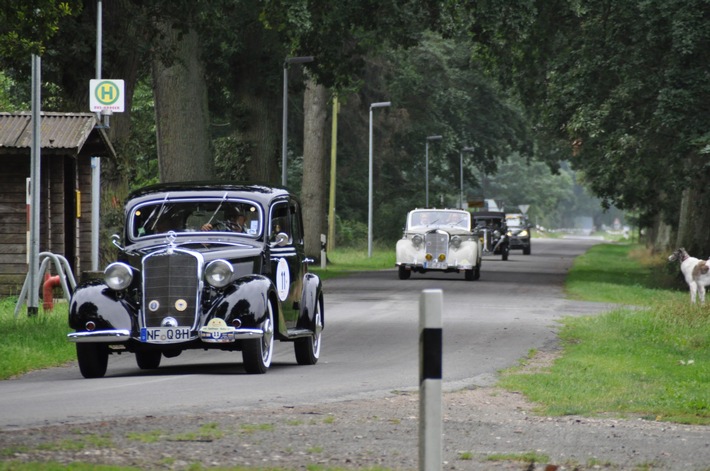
{"left": 0, "top": 298, "right": 75, "bottom": 380}
{"left": 310, "top": 247, "right": 395, "bottom": 280}
{"left": 500, "top": 243, "right": 710, "bottom": 424}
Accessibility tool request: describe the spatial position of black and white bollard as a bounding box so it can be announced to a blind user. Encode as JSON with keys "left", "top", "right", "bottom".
{"left": 419, "top": 289, "right": 443, "bottom": 471}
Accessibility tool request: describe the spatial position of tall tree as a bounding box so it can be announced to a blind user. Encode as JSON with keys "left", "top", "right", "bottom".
{"left": 152, "top": 19, "right": 213, "bottom": 181}
{"left": 467, "top": 0, "right": 710, "bottom": 253}
{"left": 300, "top": 78, "right": 328, "bottom": 255}
{"left": 201, "top": 0, "right": 286, "bottom": 184}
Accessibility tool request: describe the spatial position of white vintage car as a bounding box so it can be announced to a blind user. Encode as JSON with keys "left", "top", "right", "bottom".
{"left": 395, "top": 209, "right": 482, "bottom": 281}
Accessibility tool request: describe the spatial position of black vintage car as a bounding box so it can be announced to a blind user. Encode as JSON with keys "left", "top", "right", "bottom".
{"left": 472, "top": 211, "right": 510, "bottom": 261}
{"left": 68, "top": 183, "right": 324, "bottom": 378}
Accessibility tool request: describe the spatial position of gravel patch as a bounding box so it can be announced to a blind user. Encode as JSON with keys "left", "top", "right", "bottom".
{"left": 1, "top": 381, "right": 708, "bottom": 471}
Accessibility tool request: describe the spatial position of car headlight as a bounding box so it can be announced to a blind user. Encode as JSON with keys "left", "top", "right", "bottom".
{"left": 519, "top": 230, "right": 528, "bottom": 237}
{"left": 450, "top": 235, "right": 462, "bottom": 248}
{"left": 506, "top": 231, "right": 512, "bottom": 237}
{"left": 205, "top": 259, "right": 234, "bottom": 288}
{"left": 412, "top": 234, "right": 423, "bottom": 247}
{"left": 104, "top": 262, "right": 133, "bottom": 291}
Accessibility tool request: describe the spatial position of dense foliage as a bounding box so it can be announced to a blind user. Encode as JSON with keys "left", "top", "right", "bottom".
{"left": 5, "top": 0, "right": 705, "bottom": 250}
{"left": 468, "top": 0, "right": 710, "bottom": 251}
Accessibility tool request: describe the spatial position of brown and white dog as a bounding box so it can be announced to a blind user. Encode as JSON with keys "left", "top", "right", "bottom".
{"left": 668, "top": 248, "right": 710, "bottom": 304}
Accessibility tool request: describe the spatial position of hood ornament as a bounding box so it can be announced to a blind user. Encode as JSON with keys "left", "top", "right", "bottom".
{"left": 166, "top": 230, "right": 177, "bottom": 253}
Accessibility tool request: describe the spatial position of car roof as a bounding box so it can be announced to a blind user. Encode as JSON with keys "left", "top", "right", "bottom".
{"left": 472, "top": 211, "right": 506, "bottom": 218}
{"left": 126, "top": 182, "right": 292, "bottom": 205}
{"left": 410, "top": 208, "right": 468, "bottom": 213}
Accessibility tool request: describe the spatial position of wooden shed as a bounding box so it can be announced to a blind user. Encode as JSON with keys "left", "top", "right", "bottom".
{"left": 0, "top": 112, "right": 116, "bottom": 297}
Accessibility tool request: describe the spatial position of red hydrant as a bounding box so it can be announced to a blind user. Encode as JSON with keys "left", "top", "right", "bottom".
{"left": 43, "top": 273, "right": 61, "bottom": 311}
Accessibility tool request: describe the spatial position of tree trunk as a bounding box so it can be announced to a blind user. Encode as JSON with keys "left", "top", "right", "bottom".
{"left": 645, "top": 213, "right": 673, "bottom": 254}
{"left": 301, "top": 78, "right": 329, "bottom": 260}
{"left": 152, "top": 22, "right": 213, "bottom": 182}
{"left": 238, "top": 88, "right": 280, "bottom": 184}
{"left": 675, "top": 183, "right": 710, "bottom": 256}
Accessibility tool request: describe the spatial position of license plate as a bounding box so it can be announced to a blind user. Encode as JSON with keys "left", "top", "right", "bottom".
{"left": 140, "top": 327, "right": 192, "bottom": 343}
{"left": 425, "top": 261, "right": 447, "bottom": 269}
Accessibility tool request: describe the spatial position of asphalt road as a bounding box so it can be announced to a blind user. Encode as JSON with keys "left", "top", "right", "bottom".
{"left": 0, "top": 237, "right": 611, "bottom": 431}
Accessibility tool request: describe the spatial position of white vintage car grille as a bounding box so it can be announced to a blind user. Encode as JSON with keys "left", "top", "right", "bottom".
{"left": 142, "top": 251, "right": 200, "bottom": 328}
{"left": 425, "top": 231, "right": 449, "bottom": 257}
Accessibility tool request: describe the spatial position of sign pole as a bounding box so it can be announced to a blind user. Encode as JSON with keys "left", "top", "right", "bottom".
{"left": 28, "top": 54, "right": 42, "bottom": 316}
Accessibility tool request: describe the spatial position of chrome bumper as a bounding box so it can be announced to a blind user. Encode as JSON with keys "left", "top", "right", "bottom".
{"left": 199, "top": 327, "right": 264, "bottom": 343}
{"left": 67, "top": 330, "right": 131, "bottom": 343}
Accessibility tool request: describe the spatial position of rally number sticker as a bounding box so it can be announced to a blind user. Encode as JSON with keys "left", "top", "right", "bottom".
{"left": 276, "top": 258, "right": 290, "bottom": 301}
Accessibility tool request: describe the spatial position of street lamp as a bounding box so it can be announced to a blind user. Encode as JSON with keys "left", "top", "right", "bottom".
{"left": 459, "top": 146, "right": 474, "bottom": 209}
{"left": 425, "top": 135, "right": 442, "bottom": 207}
{"left": 282, "top": 55, "right": 314, "bottom": 187}
{"left": 368, "top": 101, "right": 391, "bottom": 258}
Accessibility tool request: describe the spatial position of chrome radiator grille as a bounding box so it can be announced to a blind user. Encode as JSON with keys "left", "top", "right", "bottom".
{"left": 425, "top": 231, "right": 449, "bottom": 257}
{"left": 142, "top": 251, "right": 200, "bottom": 328}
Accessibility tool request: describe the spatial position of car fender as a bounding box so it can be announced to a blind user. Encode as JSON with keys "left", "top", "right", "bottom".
{"left": 455, "top": 239, "right": 480, "bottom": 266}
{"left": 396, "top": 238, "right": 424, "bottom": 264}
{"left": 69, "top": 280, "right": 135, "bottom": 332}
{"left": 297, "top": 273, "right": 323, "bottom": 330}
{"left": 206, "top": 275, "right": 282, "bottom": 332}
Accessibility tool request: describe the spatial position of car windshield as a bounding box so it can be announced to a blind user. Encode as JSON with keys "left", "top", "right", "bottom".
{"left": 506, "top": 215, "right": 525, "bottom": 228}
{"left": 408, "top": 210, "right": 470, "bottom": 230}
{"left": 474, "top": 216, "right": 505, "bottom": 230}
{"left": 130, "top": 199, "right": 262, "bottom": 240}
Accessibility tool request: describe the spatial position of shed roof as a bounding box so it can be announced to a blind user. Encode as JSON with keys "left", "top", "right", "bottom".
{"left": 0, "top": 112, "right": 115, "bottom": 158}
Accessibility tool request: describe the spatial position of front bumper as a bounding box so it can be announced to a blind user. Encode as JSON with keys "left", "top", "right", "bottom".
{"left": 68, "top": 330, "right": 131, "bottom": 343}
{"left": 397, "top": 261, "right": 474, "bottom": 271}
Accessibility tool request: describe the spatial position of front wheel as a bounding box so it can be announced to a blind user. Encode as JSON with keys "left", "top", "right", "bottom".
{"left": 398, "top": 265, "right": 411, "bottom": 280}
{"left": 76, "top": 343, "right": 109, "bottom": 378}
{"left": 295, "top": 298, "right": 323, "bottom": 365}
{"left": 136, "top": 350, "right": 162, "bottom": 370}
{"left": 465, "top": 265, "right": 482, "bottom": 281}
{"left": 242, "top": 300, "right": 275, "bottom": 374}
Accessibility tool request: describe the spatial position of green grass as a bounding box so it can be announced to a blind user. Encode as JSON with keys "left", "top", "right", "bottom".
{"left": 0, "top": 298, "right": 75, "bottom": 380}
{"left": 564, "top": 243, "right": 677, "bottom": 305}
{"left": 310, "top": 247, "right": 395, "bottom": 280}
{"left": 500, "top": 243, "right": 710, "bottom": 424}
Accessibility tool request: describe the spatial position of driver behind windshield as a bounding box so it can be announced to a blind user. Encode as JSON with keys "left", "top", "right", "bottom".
{"left": 201, "top": 207, "right": 246, "bottom": 232}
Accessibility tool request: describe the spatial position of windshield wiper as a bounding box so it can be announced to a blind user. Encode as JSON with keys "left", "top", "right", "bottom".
{"left": 204, "top": 192, "right": 229, "bottom": 227}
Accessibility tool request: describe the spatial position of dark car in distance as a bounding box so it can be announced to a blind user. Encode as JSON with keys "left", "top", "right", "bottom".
{"left": 506, "top": 213, "right": 532, "bottom": 255}
{"left": 68, "top": 183, "right": 324, "bottom": 378}
{"left": 472, "top": 211, "right": 510, "bottom": 261}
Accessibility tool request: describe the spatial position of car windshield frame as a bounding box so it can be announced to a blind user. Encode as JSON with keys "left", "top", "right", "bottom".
{"left": 128, "top": 197, "right": 264, "bottom": 242}
{"left": 407, "top": 210, "right": 471, "bottom": 231}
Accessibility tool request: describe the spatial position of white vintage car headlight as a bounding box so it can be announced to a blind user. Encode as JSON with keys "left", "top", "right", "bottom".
{"left": 411, "top": 234, "right": 423, "bottom": 247}
{"left": 205, "top": 259, "right": 234, "bottom": 288}
{"left": 104, "top": 262, "right": 133, "bottom": 290}
{"left": 450, "top": 235, "right": 462, "bottom": 248}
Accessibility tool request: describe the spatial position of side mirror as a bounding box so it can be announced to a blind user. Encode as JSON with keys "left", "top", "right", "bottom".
{"left": 273, "top": 232, "right": 289, "bottom": 247}
{"left": 111, "top": 234, "right": 123, "bottom": 251}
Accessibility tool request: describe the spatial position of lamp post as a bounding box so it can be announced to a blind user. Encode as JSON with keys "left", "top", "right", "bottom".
{"left": 459, "top": 146, "right": 474, "bottom": 209}
{"left": 368, "top": 101, "right": 391, "bottom": 258}
{"left": 425, "top": 135, "right": 442, "bottom": 207}
{"left": 281, "top": 55, "right": 314, "bottom": 187}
